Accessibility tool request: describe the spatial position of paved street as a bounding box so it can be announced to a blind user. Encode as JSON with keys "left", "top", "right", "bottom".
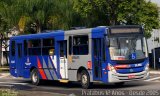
{"left": 0, "top": 72, "right": 160, "bottom": 96}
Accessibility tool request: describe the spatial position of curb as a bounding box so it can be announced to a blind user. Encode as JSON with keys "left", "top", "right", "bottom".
{"left": 0, "top": 68, "right": 9, "bottom": 69}
{"left": 0, "top": 68, "right": 9, "bottom": 71}
{"left": 0, "top": 73, "right": 10, "bottom": 78}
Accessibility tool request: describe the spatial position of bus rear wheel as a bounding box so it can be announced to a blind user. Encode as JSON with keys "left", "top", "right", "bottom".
{"left": 31, "top": 69, "right": 40, "bottom": 85}
{"left": 80, "top": 70, "right": 92, "bottom": 89}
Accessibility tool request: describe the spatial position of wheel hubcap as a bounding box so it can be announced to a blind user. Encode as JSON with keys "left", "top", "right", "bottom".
{"left": 32, "top": 72, "right": 38, "bottom": 83}
{"left": 82, "top": 74, "right": 87, "bottom": 85}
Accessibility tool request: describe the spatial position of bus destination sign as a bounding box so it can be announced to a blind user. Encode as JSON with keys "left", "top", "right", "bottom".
{"left": 110, "top": 27, "right": 142, "bottom": 34}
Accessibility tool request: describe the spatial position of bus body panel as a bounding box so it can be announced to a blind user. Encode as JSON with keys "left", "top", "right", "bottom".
{"left": 10, "top": 31, "right": 65, "bottom": 80}
{"left": 9, "top": 40, "right": 17, "bottom": 77}
{"left": 108, "top": 58, "right": 149, "bottom": 83}
{"left": 65, "top": 29, "right": 93, "bottom": 81}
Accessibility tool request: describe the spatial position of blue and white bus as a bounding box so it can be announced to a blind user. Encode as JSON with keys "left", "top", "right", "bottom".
{"left": 9, "top": 25, "right": 149, "bottom": 89}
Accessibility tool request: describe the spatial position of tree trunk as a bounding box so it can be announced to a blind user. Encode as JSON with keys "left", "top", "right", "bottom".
{"left": 36, "top": 21, "right": 41, "bottom": 33}
{"left": 4, "top": 47, "right": 9, "bottom": 66}
{"left": 37, "top": 25, "right": 41, "bottom": 33}
{"left": 2, "top": 36, "right": 9, "bottom": 66}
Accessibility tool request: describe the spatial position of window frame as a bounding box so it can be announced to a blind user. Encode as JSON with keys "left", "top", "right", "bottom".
{"left": 69, "top": 36, "right": 72, "bottom": 55}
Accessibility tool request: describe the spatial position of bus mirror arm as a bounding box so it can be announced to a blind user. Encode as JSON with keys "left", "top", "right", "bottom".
{"left": 105, "top": 36, "right": 110, "bottom": 47}
{"left": 106, "top": 40, "right": 110, "bottom": 47}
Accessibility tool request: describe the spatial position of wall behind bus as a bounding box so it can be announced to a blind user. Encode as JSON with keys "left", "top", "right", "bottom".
{"left": 147, "top": 29, "right": 160, "bottom": 53}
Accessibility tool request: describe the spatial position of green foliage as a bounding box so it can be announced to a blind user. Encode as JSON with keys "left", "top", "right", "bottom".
{"left": 0, "top": 0, "right": 75, "bottom": 34}
{"left": 0, "top": 0, "right": 159, "bottom": 38}
{"left": 74, "top": 0, "right": 160, "bottom": 38}
{"left": 0, "top": 0, "right": 20, "bottom": 33}
{"left": 117, "top": 0, "right": 159, "bottom": 38}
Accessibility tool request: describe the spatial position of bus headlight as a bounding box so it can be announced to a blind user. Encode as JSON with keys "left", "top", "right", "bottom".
{"left": 108, "top": 64, "right": 116, "bottom": 73}
{"left": 145, "top": 64, "right": 149, "bottom": 71}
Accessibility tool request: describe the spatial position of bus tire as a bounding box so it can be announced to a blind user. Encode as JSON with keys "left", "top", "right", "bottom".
{"left": 80, "top": 70, "right": 92, "bottom": 89}
{"left": 31, "top": 68, "right": 40, "bottom": 85}
{"left": 114, "top": 82, "right": 125, "bottom": 86}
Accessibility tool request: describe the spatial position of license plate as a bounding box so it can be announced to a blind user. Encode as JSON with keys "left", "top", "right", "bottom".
{"left": 128, "top": 74, "right": 135, "bottom": 79}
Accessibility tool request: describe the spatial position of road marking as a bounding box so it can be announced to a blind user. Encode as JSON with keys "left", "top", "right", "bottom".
{"left": 0, "top": 82, "right": 28, "bottom": 85}
{"left": 145, "top": 77, "right": 160, "bottom": 81}
{"left": 37, "top": 91, "right": 67, "bottom": 96}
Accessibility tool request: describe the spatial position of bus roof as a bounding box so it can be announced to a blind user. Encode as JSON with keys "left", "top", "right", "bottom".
{"left": 10, "top": 30, "right": 64, "bottom": 40}
{"left": 10, "top": 25, "right": 143, "bottom": 40}
{"left": 10, "top": 28, "right": 93, "bottom": 40}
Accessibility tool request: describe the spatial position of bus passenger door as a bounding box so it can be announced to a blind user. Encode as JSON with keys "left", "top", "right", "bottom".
{"left": 16, "top": 42, "right": 23, "bottom": 76}
{"left": 92, "top": 38, "right": 102, "bottom": 80}
{"left": 58, "top": 41, "right": 68, "bottom": 79}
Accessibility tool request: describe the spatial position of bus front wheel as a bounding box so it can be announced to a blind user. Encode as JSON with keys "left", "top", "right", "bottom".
{"left": 80, "top": 70, "right": 92, "bottom": 89}
{"left": 31, "top": 69, "right": 40, "bottom": 85}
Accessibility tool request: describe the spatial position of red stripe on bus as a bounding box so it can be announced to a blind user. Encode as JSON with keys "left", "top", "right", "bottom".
{"left": 37, "top": 57, "right": 47, "bottom": 79}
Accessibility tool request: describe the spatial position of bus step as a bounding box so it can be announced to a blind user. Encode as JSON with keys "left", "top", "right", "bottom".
{"left": 59, "top": 79, "right": 69, "bottom": 83}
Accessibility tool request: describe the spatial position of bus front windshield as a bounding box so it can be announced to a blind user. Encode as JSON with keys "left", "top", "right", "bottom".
{"left": 109, "top": 36, "right": 148, "bottom": 61}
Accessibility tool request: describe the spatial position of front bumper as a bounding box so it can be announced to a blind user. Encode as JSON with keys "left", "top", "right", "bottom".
{"left": 108, "top": 70, "right": 149, "bottom": 83}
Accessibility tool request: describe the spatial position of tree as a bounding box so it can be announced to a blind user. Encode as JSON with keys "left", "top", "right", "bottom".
{"left": 0, "top": 0, "right": 20, "bottom": 66}
{"left": 73, "top": 0, "right": 160, "bottom": 38}
{"left": 0, "top": 0, "right": 23, "bottom": 32}
{"left": 0, "top": 7, "right": 10, "bottom": 66}
{"left": 0, "top": 0, "right": 75, "bottom": 34}
{"left": 19, "top": 0, "right": 74, "bottom": 33}
{"left": 117, "top": 0, "right": 159, "bottom": 38}
{"left": 0, "top": 0, "right": 76, "bottom": 65}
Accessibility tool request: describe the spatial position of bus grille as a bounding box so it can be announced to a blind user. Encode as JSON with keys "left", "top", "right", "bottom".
{"left": 113, "top": 71, "right": 147, "bottom": 81}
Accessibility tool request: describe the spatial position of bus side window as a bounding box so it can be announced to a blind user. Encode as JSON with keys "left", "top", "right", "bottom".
{"left": 28, "top": 39, "right": 41, "bottom": 55}
{"left": 11, "top": 41, "right": 15, "bottom": 56}
{"left": 42, "top": 38, "right": 55, "bottom": 55}
{"left": 73, "top": 35, "right": 88, "bottom": 55}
